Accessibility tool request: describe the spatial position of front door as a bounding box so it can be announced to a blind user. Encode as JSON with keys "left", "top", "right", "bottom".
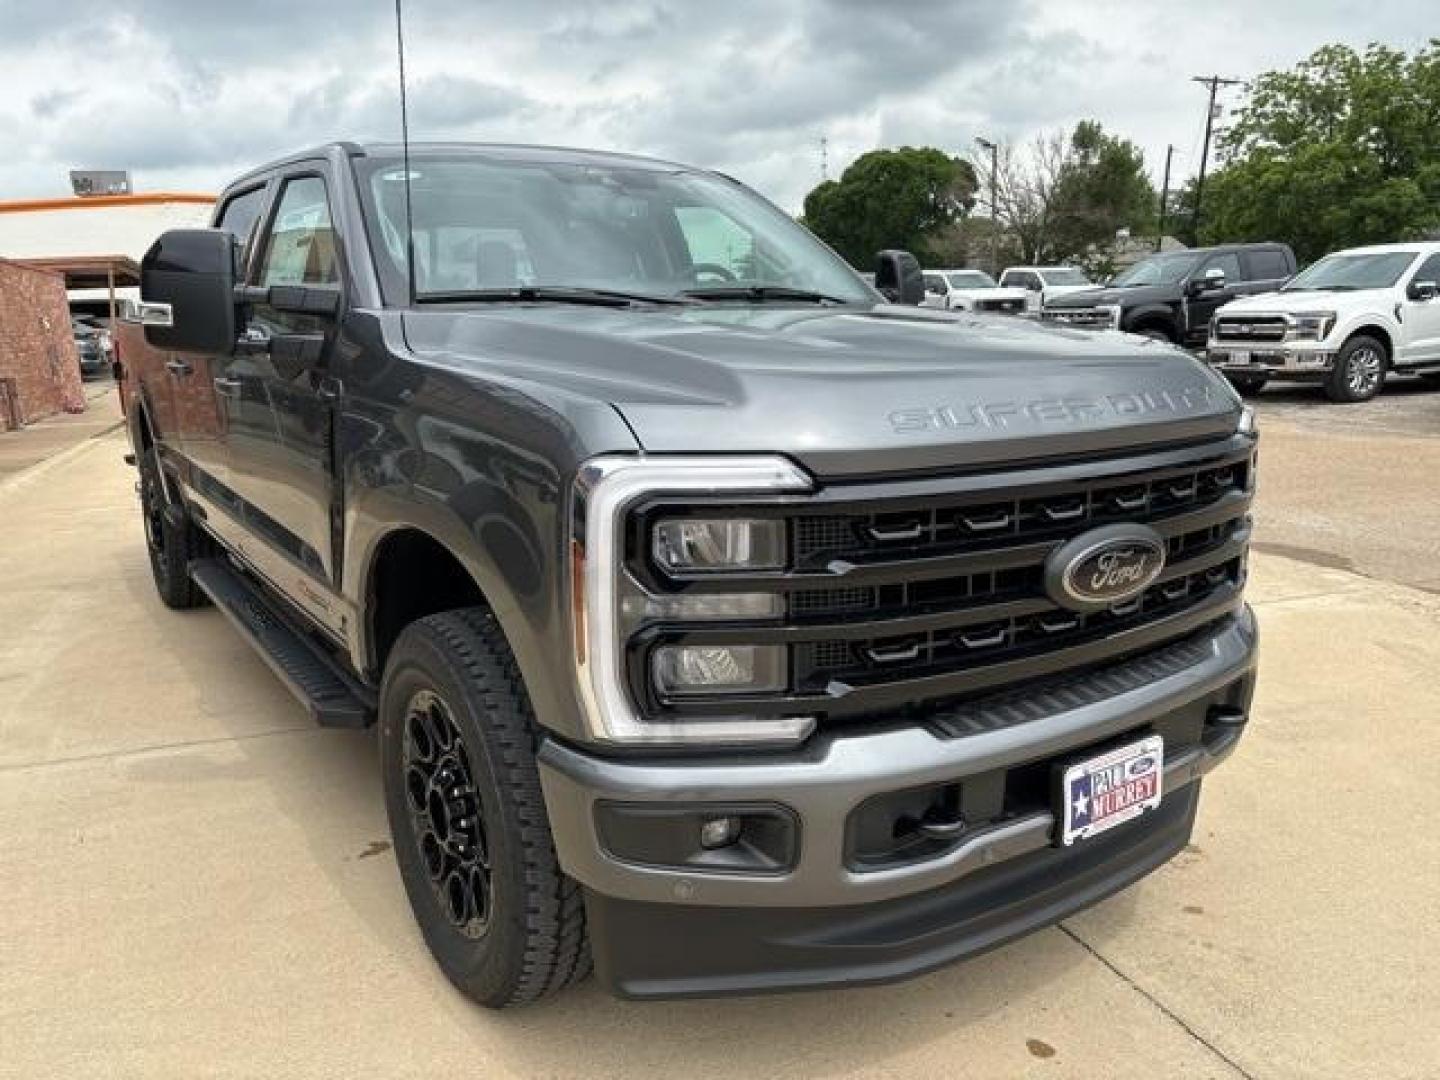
{"left": 1400, "top": 253, "right": 1440, "bottom": 366}
{"left": 1184, "top": 252, "right": 1243, "bottom": 346}
{"left": 213, "top": 171, "right": 345, "bottom": 636}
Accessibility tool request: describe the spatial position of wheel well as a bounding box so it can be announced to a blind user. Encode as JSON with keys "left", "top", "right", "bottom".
{"left": 368, "top": 529, "right": 486, "bottom": 675}
{"left": 1344, "top": 325, "right": 1392, "bottom": 361}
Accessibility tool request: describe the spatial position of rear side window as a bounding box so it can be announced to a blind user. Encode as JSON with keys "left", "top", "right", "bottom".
{"left": 1246, "top": 249, "right": 1290, "bottom": 281}
{"left": 215, "top": 186, "right": 266, "bottom": 255}
{"left": 258, "top": 176, "right": 339, "bottom": 287}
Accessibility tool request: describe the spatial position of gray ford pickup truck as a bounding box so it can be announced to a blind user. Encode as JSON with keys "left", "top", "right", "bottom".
{"left": 118, "top": 141, "right": 1258, "bottom": 1006}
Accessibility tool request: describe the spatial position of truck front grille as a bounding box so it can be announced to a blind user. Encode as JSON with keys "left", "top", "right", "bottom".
{"left": 630, "top": 436, "right": 1254, "bottom": 732}
{"left": 1213, "top": 316, "right": 1287, "bottom": 342}
{"left": 976, "top": 297, "right": 1025, "bottom": 314}
{"left": 1040, "top": 306, "right": 1113, "bottom": 328}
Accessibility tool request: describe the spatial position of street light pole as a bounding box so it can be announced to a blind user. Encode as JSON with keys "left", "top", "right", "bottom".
{"left": 1157, "top": 144, "right": 1174, "bottom": 252}
{"left": 975, "top": 137, "right": 999, "bottom": 275}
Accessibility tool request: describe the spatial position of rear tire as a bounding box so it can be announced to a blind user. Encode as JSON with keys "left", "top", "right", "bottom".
{"left": 380, "top": 609, "right": 590, "bottom": 1008}
{"left": 1324, "top": 335, "right": 1387, "bottom": 403}
{"left": 137, "top": 446, "right": 213, "bottom": 609}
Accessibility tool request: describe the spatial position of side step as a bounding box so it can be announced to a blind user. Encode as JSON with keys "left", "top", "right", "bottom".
{"left": 190, "top": 558, "right": 373, "bottom": 729}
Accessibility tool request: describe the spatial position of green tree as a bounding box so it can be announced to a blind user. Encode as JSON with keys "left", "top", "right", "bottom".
{"left": 1048, "top": 121, "right": 1157, "bottom": 265}
{"left": 1196, "top": 41, "right": 1440, "bottom": 262}
{"left": 802, "top": 147, "right": 978, "bottom": 268}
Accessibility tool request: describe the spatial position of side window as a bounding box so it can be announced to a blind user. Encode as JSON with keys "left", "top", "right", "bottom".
{"left": 675, "top": 206, "right": 755, "bottom": 281}
{"left": 215, "top": 186, "right": 267, "bottom": 257}
{"left": 258, "top": 176, "right": 339, "bottom": 287}
{"left": 1023, "top": 273, "right": 1042, "bottom": 291}
{"left": 1410, "top": 254, "right": 1440, "bottom": 288}
{"left": 999, "top": 271, "right": 1015, "bottom": 287}
{"left": 1203, "top": 253, "right": 1243, "bottom": 282}
{"left": 1245, "top": 249, "right": 1290, "bottom": 282}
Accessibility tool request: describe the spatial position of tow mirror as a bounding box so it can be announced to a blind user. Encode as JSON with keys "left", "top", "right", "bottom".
{"left": 1189, "top": 267, "right": 1226, "bottom": 295}
{"left": 875, "top": 250, "right": 925, "bottom": 305}
{"left": 1408, "top": 279, "right": 1438, "bottom": 302}
{"left": 140, "top": 229, "right": 239, "bottom": 353}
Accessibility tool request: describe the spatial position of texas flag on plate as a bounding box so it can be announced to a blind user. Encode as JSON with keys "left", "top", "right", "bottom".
{"left": 1061, "top": 735, "right": 1164, "bottom": 846}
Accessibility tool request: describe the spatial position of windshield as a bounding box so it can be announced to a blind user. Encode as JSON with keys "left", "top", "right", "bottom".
{"left": 1283, "top": 251, "right": 1418, "bottom": 292}
{"left": 1043, "top": 268, "right": 1090, "bottom": 286}
{"left": 946, "top": 271, "right": 995, "bottom": 289}
{"left": 356, "top": 154, "right": 875, "bottom": 305}
{"left": 1110, "top": 253, "right": 1201, "bottom": 287}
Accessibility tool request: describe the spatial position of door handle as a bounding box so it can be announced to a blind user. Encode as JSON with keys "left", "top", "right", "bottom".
{"left": 213, "top": 376, "right": 242, "bottom": 397}
{"left": 165, "top": 358, "right": 193, "bottom": 376}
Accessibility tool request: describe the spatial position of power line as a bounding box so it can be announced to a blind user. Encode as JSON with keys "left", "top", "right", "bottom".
{"left": 1191, "top": 74, "right": 1243, "bottom": 238}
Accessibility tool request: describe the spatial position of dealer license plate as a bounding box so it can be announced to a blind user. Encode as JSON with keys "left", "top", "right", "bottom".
{"left": 1228, "top": 350, "right": 1251, "bottom": 365}
{"left": 1059, "top": 735, "right": 1164, "bottom": 846}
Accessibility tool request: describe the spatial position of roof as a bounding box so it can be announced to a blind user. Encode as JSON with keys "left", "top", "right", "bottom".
{"left": 9, "top": 255, "right": 141, "bottom": 289}
{"left": 226, "top": 140, "right": 694, "bottom": 188}
{"left": 0, "top": 192, "right": 214, "bottom": 214}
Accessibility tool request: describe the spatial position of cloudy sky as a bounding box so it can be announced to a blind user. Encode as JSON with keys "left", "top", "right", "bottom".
{"left": 0, "top": 0, "right": 1430, "bottom": 212}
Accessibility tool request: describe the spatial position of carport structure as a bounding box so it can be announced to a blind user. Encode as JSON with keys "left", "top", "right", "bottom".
{"left": 12, "top": 254, "right": 141, "bottom": 325}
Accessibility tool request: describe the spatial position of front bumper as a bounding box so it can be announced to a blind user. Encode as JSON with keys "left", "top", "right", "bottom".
{"left": 539, "top": 607, "right": 1258, "bottom": 997}
{"left": 1207, "top": 341, "right": 1336, "bottom": 379}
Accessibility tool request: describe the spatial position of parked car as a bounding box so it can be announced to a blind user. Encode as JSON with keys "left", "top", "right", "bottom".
{"left": 999, "top": 265, "right": 1094, "bottom": 313}
{"left": 122, "top": 141, "right": 1257, "bottom": 1007}
{"left": 921, "top": 268, "right": 1028, "bottom": 314}
{"left": 71, "top": 316, "right": 110, "bottom": 377}
{"left": 1207, "top": 242, "right": 1440, "bottom": 402}
{"left": 1041, "top": 243, "right": 1297, "bottom": 347}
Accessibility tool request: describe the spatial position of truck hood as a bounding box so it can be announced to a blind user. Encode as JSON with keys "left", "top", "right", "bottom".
{"left": 1215, "top": 288, "right": 1387, "bottom": 315}
{"left": 1043, "top": 284, "right": 1095, "bottom": 299}
{"left": 402, "top": 303, "right": 1241, "bottom": 478}
{"left": 1045, "top": 283, "right": 1180, "bottom": 308}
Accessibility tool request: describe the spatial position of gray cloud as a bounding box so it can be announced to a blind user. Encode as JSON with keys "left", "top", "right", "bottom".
{"left": 0, "top": 0, "right": 1432, "bottom": 210}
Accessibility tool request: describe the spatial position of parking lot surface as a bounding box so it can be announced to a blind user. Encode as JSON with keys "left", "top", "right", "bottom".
{"left": 1, "top": 393, "right": 1438, "bottom": 1078}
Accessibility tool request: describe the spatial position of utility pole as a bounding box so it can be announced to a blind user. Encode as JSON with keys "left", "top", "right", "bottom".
{"left": 1156, "top": 144, "right": 1174, "bottom": 252}
{"left": 1191, "top": 75, "right": 1241, "bottom": 239}
{"left": 974, "top": 136, "right": 999, "bottom": 275}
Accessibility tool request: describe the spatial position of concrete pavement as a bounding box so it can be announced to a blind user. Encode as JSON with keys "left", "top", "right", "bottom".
{"left": 1, "top": 430, "right": 1437, "bottom": 1078}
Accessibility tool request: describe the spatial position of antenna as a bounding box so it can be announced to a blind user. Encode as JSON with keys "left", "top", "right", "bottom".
{"left": 394, "top": 0, "right": 417, "bottom": 305}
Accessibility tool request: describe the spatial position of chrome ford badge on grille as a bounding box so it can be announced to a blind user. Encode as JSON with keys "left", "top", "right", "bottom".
{"left": 1044, "top": 524, "right": 1167, "bottom": 612}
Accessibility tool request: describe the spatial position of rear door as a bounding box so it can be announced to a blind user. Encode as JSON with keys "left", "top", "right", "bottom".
{"left": 216, "top": 170, "right": 346, "bottom": 635}
{"left": 1240, "top": 247, "right": 1292, "bottom": 295}
{"left": 173, "top": 181, "right": 271, "bottom": 492}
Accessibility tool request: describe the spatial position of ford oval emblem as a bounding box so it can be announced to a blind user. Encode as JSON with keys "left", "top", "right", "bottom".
{"left": 1044, "top": 524, "right": 1167, "bottom": 612}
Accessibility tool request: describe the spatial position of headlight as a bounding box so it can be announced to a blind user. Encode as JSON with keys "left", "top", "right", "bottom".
{"left": 1238, "top": 404, "right": 1257, "bottom": 435}
{"left": 571, "top": 455, "right": 814, "bottom": 747}
{"left": 653, "top": 518, "right": 785, "bottom": 573}
{"left": 1286, "top": 311, "right": 1336, "bottom": 341}
{"left": 1098, "top": 304, "right": 1121, "bottom": 328}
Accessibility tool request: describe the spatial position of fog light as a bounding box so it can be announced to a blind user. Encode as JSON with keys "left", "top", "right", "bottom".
{"left": 654, "top": 644, "right": 786, "bottom": 696}
{"left": 699, "top": 816, "right": 742, "bottom": 850}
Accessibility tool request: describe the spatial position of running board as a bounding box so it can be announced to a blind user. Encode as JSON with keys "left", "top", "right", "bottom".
{"left": 190, "top": 558, "right": 373, "bottom": 729}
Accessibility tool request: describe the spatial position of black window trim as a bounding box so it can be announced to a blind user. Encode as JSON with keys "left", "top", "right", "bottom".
{"left": 213, "top": 180, "right": 274, "bottom": 275}
{"left": 249, "top": 165, "right": 348, "bottom": 301}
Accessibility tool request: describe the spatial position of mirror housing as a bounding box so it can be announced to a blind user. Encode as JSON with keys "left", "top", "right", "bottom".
{"left": 140, "top": 229, "right": 239, "bottom": 353}
{"left": 1189, "top": 267, "right": 1227, "bottom": 295}
{"left": 875, "top": 250, "right": 925, "bottom": 305}
{"left": 1407, "top": 279, "right": 1438, "bottom": 302}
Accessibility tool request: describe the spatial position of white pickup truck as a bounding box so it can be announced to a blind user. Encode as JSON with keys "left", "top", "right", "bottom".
{"left": 1207, "top": 242, "right": 1440, "bottom": 402}
{"left": 999, "top": 265, "right": 1095, "bottom": 314}
{"left": 920, "top": 269, "right": 1028, "bottom": 314}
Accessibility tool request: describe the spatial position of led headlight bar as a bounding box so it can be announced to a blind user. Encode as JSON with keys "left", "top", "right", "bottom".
{"left": 570, "top": 455, "right": 814, "bottom": 747}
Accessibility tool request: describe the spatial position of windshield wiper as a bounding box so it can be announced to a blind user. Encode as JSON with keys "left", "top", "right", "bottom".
{"left": 415, "top": 286, "right": 694, "bottom": 307}
{"left": 680, "top": 285, "right": 855, "bottom": 305}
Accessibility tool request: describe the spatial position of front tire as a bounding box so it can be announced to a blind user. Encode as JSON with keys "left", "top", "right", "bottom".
{"left": 1136, "top": 326, "right": 1174, "bottom": 343}
{"left": 380, "top": 609, "right": 590, "bottom": 1008}
{"left": 1325, "top": 335, "right": 1387, "bottom": 402}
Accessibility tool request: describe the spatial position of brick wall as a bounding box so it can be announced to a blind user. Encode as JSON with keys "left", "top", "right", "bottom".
{"left": 0, "top": 259, "right": 86, "bottom": 429}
